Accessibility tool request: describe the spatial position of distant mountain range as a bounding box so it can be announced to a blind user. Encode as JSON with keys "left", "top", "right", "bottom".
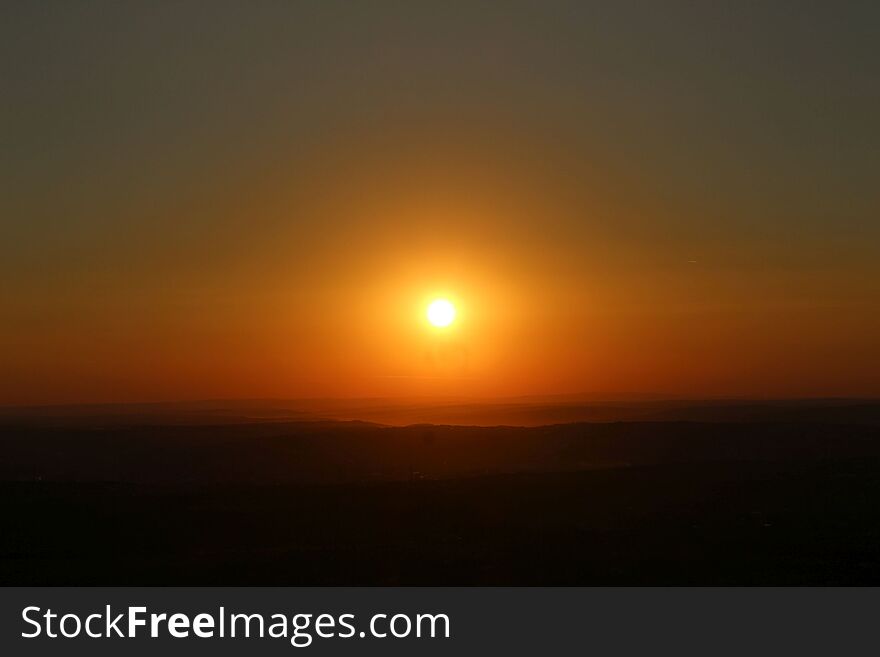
{"left": 2, "top": 396, "right": 880, "bottom": 428}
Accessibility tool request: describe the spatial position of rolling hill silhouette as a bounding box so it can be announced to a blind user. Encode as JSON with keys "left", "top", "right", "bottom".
{"left": 2, "top": 399, "right": 880, "bottom": 584}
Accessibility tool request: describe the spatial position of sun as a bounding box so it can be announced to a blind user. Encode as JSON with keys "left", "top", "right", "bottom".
{"left": 427, "top": 299, "right": 456, "bottom": 327}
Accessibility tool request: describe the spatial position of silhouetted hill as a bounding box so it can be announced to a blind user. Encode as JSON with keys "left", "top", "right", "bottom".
{"left": 3, "top": 406, "right": 880, "bottom": 584}
{"left": 4, "top": 459, "right": 880, "bottom": 585}
{"left": 1, "top": 419, "right": 880, "bottom": 484}
{"left": 3, "top": 397, "right": 880, "bottom": 427}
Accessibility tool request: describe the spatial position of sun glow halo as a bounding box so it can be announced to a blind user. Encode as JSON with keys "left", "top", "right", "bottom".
{"left": 427, "top": 299, "right": 456, "bottom": 327}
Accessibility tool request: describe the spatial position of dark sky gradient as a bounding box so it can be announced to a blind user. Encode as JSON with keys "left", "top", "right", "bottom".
{"left": 2, "top": 2, "right": 878, "bottom": 404}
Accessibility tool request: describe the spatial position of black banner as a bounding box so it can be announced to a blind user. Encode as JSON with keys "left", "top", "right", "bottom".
{"left": 1, "top": 588, "right": 875, "bottom": 655}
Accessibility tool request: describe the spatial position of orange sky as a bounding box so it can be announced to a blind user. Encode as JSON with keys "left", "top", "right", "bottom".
{"left": 2, "top": 3, "right": 879, "bottom": 405}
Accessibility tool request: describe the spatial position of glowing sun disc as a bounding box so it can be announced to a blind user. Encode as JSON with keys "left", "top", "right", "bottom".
{"left": 427, "top": 299, "right": 456, "bottom": 327}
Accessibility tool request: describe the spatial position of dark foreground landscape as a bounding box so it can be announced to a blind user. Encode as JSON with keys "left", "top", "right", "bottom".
{"left": 2, "top": 400, "right": 880, "bottom": 585}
